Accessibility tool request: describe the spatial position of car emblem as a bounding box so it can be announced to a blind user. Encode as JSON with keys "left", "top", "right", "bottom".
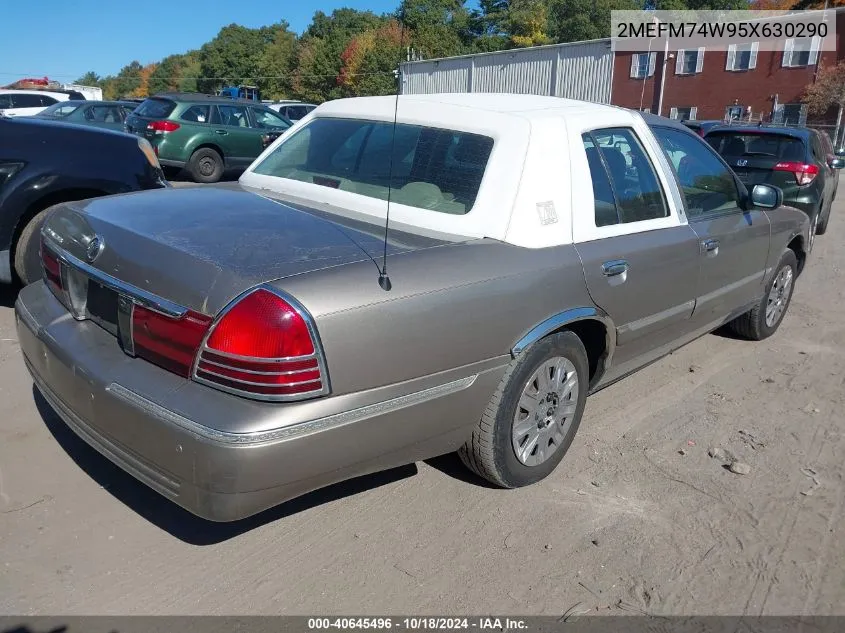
{"left": 86, "top": 236, "right": 104, "bottom": 263}
{"left": 736, "top": 159, "right": 748, "bottom": 167}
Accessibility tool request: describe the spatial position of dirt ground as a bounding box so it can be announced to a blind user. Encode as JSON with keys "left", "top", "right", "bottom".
{"left": 1, "top": 194, "right": 843, "bottom": 617}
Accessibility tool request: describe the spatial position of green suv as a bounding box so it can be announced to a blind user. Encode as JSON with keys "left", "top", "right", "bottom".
{"left": 124, "top": 93, "right": 292, "bottom": 183}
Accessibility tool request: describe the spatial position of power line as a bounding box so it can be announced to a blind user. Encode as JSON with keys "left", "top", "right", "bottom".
{"left": 0, "top": 71, "right": 398, "bottom": 79}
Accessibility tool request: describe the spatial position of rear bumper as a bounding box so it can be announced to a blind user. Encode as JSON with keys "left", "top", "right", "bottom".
{"left": 15, "top": 282, "right": 504, "bottom": 521}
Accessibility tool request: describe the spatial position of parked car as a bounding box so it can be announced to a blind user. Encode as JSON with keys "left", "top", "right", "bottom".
{"left": 34, "top": 100, "right": 138, "bottom": 130}
{"left": 0, "top": 90, "right": 80, "bottom": 117}
{"left": 0, "top": 116, "right": 167, "bottom": 286}
{"left": 681, "top": 119, "right": 723, "bottom": 137}
{"left": 705, "top": 125, "right": 844, "bottom": 241}
{"left": 267, "top": 100, "right": 317, "bottom": 121}
{"left": 17, "top": 95, "right": 809, "bottom": 521}
{"left": 124, "top": 93, "right": 293, "bottom": 183}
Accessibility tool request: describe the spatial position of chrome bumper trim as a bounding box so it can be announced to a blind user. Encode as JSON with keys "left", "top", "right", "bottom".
{"left": 108, "top": 374, "right": 478, "bottom": 446}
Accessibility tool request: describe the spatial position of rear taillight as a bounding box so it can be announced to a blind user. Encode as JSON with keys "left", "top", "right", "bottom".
{"left": 132, "top": 306, "right": 212, "bottom": 378}
{"left": 193, "top": 288, "right": 328, "bottom": 400}
{"left": 147, "top": 120, "right": 180, "bottom": 133}
{"left": 40, "top": 236, "right": 62, "bottom": 291}
{"left": 774, "top": 162, "right": 819, "bottom": 186}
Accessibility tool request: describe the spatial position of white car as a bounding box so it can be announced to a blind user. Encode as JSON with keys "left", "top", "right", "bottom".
{"left": 0, "top": 90, "right": 73, "bottom": 117}
{"left": 267, "top": 100, "right": 317, "bottom": 121}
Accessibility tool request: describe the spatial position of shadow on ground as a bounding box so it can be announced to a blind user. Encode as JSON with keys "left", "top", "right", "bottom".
{"left": 34, "top": 386, "right": 419, "bottom": 544}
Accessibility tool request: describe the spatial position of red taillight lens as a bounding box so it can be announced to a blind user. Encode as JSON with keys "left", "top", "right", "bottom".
{"left": 774, "top": 162, "right": 819, "bottom": 186}
{"left": 132, "top": 306, "right": 212, "bottom": 378}
{"left": 194, "top": 289, "right": 326, "bottom": 399}
{"left": 40, "top": 237, "right": 62, "bottom": 291}
{"left": 146, "top": 120, "right": 180, "bottom": 133}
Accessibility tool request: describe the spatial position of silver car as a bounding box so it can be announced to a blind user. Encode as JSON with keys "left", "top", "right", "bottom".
{"left": 15, "top": 95, "right": 810, "bottom": 521}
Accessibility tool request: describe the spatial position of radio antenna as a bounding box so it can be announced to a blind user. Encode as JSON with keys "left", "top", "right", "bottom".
{"left": 377, "top": 12, "right": 406, "bottom": 292}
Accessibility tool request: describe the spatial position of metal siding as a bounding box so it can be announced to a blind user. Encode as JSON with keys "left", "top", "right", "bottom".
{"left": 401, "top": 40, "right": 613, "bottom": 104}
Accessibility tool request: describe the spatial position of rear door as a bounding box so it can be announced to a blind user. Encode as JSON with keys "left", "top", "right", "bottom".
{"left": 213, "top": 103, "right": 258, "bottom": 167}
{"left": 573, "top": 126, "right": 700, "bottom": 370}
{"left": 654, "top": 126, "right": 770, "bottom": 325}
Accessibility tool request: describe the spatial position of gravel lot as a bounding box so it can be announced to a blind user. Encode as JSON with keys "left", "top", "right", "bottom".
{"left": 1, "top": 190, "right": 843, "bottom": 616}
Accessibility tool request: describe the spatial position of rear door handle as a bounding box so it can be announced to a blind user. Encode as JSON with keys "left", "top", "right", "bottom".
{"left": 601, "top": 260, "right": 629, "bottom": 277}
{"left": 215, "top": 129, "right": 228, "bottom": 135}
{"left": 702, "top": 239, "right": 720, "bottom": 255}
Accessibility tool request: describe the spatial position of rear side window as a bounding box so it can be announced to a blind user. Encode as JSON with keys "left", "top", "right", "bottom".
{"left": 85, "top": 105, "right": 123, "bottom": 123}
{"left": 253, "top": 117, "right": 494, "bottom": 215}
{"left": 582, "top": 127, "right": 668, "bottom": 224}
{"left": 582, "top": 135, "right": 620, "bottom": 226}
{"left": 133, "top": 98, "right": 176, "bottom": 118}
{"left": 180, "top": 105, "right": 210, "bottom": 123}
{"left": 707, "top": 132, "right": 806, "bottom": 162}
{"left": 12, "top": 93, "right": 45, "bottom": 108}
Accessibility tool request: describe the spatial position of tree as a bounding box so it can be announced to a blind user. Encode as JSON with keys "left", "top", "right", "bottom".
{"left": 127, "top": 63, "right": 158, "bottom": 98}
{"left": 197, "top": 23, "right": 285, "bottom": 93}
{"left": 399, "top": 0, "right": 471, "bottom": 58}
{"left": 803, "top": 61, "right": 845, "bottom": 136}
{"left": 109, "top": 61, "right": 143, "bottom": 99}
{"left": 338, "top": 20, "right": 404, "bottom": 96}
{"left": 507, "top": 0, "right": 551, "bottom": 47}
{"left": 548, "top": 0, "right": 640, "bottom": 44}
{"left": 257, "top": 23, "right": 298, "bottom": 99}
{"left": 294, "top": 9, "right": 386, "bottom": 102}
{"left": 74, "top": 71, "right": 101, "bottom": 86}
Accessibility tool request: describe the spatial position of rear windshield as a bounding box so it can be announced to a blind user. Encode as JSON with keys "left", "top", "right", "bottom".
{"left": 133, "top": 98, "right": 176, "bottom": 119}
{"left": 252, "top": 117, "right": 494, "bottom": 215}
{"left": 706, "top": 132, "right": 806, "bottom": 162}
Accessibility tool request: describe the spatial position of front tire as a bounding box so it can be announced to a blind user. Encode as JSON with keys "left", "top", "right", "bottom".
{"left": 459, "top": 331, "right": 589, "bottom": 488}
{"left": 728, "top": 249, "right": 798, "bottom": 341}
{"left": 188, "top": 148, "right": 224, "bottom": 183}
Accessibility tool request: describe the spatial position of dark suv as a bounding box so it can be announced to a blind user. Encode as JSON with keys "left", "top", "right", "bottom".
{"left": 0, "top": 116, "right": 167, "bottom": 286}
{"left": 705, "top": 125, "right": 844, "bottom": 239}
{"left": 124, "top": 93, "right": 292, "bottom": 183}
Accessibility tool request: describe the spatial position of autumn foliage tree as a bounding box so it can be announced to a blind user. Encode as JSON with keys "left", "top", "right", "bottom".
{"left": 338, "top": 20, "right": 404, "bottom": 96}
{"left": 803, "top": 61, "right": 845, "bottom": 138}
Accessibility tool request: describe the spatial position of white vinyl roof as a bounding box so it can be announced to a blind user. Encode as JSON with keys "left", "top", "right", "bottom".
{"left": 242, "top": 94, "right": 654, "bottom": 248}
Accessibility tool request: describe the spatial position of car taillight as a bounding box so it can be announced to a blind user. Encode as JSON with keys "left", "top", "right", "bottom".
{"left": 40, "top": 236, "right": 62, "bottom": 291}
{"left": 132, "top": 306, "right": 212, "bottom": 378}
{"left": 147, "top": 120, "right": 180, "bottom": 133}
{"left": 193, "top": 288, "right": 328, "bottom": 400}
{"left": 774, "top": 162, "right": 819, "bottom": 186}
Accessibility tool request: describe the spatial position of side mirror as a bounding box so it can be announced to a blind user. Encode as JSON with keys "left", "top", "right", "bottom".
{"left": 750, "top": 184, "right": 783, "bottom": 209}
{"left": 829, "top": 157, "right": 845, "bottom": 169}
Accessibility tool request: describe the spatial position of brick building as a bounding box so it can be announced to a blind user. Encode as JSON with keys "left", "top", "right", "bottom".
{"left": 612, "top": 9, "right": 845, "bottom": 124}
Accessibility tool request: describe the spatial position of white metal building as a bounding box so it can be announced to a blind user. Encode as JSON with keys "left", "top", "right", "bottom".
{"left": 399, "top": 38, "right": 614, "bottom": 104}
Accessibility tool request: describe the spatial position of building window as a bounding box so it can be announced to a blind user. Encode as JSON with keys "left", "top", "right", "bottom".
{"left": 670, "top": 106, "right": 697, "bottom": 121}
{"left": 783, "top": 38, "right": 819, "bottom": 67}
{"left": 773, "top": 103, "right": 808, "bottom": 125}
{"left": 630, "top": 52, "right": 656, "bottom": 79}
{"left": 726, "top": 42, "right": 759, "bottom": 71}
{"left": 676, "top": 48, "right": 704, "bottom": 75}
{"left": 725, "top": 105, "right": 745, "bottom": 122}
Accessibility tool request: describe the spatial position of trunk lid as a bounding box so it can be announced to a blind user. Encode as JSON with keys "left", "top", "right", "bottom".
{"left": 124, "top": 97, "right": 177, "bottom": 138}
{"left": 42, "top": 184, "right": 446, "bottom": 317}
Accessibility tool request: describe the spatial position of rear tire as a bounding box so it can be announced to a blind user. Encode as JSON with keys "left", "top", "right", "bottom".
{"left": 728, "top": 249, "right": 797, "bottom": 341}
{"left": 188, "top": 148, "right": 224, "bottom": 184}
{"left": 459, "top": 331, "right": 589, "bottom": 488}
{"left": 13, "top": 208, "right": 53, "bottom": 286}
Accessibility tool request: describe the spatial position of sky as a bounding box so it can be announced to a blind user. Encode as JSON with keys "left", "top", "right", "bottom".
{"left": 2, "top": 0, "right": 400, "bottom": 84}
